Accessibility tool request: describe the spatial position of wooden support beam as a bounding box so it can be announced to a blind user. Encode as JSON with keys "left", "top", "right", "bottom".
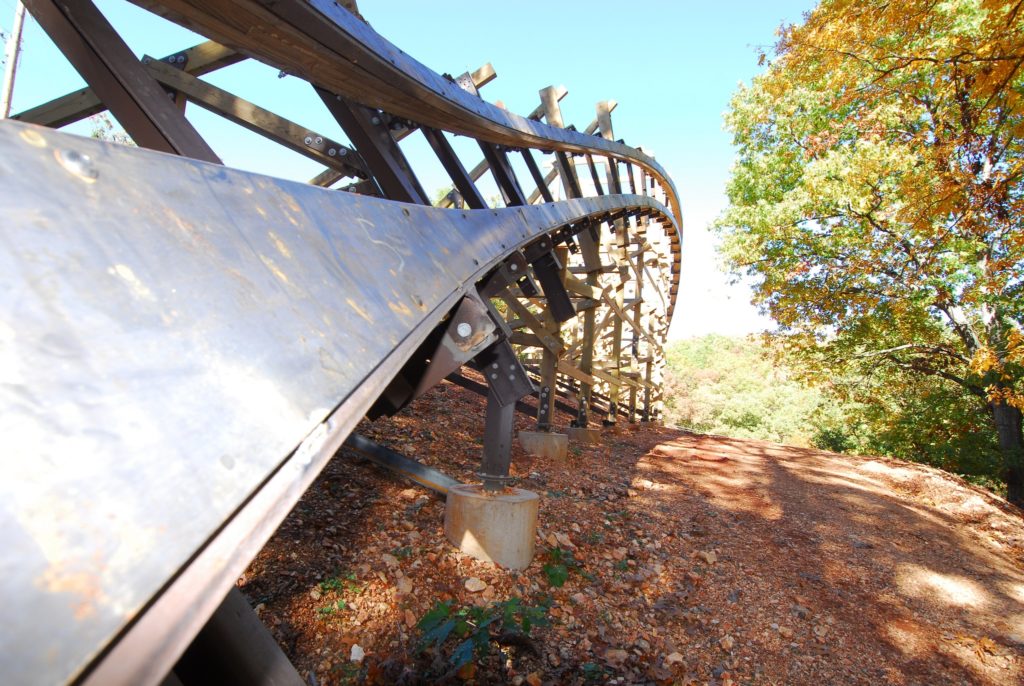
{"left": 24, "top": 0, "right": 220, "bottom": 163}
{"left": 498, "top": 290, "right": 563, "bottom": 355}
{"left": 439, "top": 86, "right": 566, "bottom": 208}
{"left": 422, "top": 125, "right": 487, "bottom": 209}
{"left": 316, "top": 89, "right": 428, "bottom": 204}
{"left": 479, "top": 141, "right": 527, "bottom": 206}
{"left": 13, "top": 40, "right": 242, "bottom": 128}
{"left": 145, "top": 60, "right": 368, "bottom": 179}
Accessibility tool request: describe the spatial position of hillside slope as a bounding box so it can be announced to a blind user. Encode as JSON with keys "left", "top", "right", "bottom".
{"left": 241, "top": 379, "right": 1024, "bottom": 685}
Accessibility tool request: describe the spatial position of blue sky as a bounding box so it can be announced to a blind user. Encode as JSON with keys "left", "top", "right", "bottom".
{"left": 1, "top": 0, "right": 815, "bottom": 339}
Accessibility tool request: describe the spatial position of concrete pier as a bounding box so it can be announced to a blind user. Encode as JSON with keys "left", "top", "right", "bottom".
{"left": 444, "top": 484, "right": 539, "bottom": 570}
{"left": 518, "top": 430, "right": 568, "bottom": 460}
{"left": 567, "top": 426, "right": 601, "bottom": 445}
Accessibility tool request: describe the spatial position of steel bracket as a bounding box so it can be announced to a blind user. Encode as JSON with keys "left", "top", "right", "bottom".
{"left": 162, "top": 51, "right": 188, "bottom": 69}
{"left": 410, "top": 290, "right": 500, "bottom": 400}
{"left": 473, "top": 338, "right": 535, "bottom": 408}
{"left": 479, "top": 250, "right": 537, "bottom": 299}
{"left": 522, "top": 236, "right": 575, "bottom": 323}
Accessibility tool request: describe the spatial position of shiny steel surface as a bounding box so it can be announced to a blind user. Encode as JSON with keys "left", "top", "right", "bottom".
{"left": 0, "top": 120, "right": 674, "bottom": 685}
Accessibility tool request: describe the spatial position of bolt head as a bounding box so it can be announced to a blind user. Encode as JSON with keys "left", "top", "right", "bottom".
{"left": 55, "top": 149, "right": 98, "bottom": 181}
{"left": 492, "top": 362, "right": 499, "bottom": 370}
{"left": 456, "top": 322, "right": 472, "bottom": 338}
{"left": 303, "top": 136, "right": 313, "bottom": 145}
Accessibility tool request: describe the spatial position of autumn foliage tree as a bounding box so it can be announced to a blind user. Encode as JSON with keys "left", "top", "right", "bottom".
{"left": 716, "top": 0, "right": 1024, "bottom": 504}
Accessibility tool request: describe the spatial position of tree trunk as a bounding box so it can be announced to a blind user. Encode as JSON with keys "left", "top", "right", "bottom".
{"left": 991, "top": 401, "right": 1024, "bottom": 507}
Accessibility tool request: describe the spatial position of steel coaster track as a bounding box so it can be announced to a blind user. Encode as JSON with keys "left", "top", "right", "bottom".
{"left": 1, "top": 2, "right": 682, "bottom": 684}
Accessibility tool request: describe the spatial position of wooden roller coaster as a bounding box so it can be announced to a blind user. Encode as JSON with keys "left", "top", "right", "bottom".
{"left": 0, "top": 1, "right": 681, "bottom": 683}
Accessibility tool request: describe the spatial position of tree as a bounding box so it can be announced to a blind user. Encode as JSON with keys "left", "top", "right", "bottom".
{"left": 662, "top": 335, "right": 846, "bottom": 446}
{"left": 716, "top": 0, "right": 1024, "bottom": 504}
{"left": 88, "top": 113, "right": 135, "bottom": 146}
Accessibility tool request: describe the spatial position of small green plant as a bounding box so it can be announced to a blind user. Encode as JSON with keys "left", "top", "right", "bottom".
{"left": 416, "top": 597, "right": 550, "bottom": 672}
{"left": 316, "top": 599, "right": 347, "bottom": 617}
{"left": 581, "top": 661, "right": 608, "bottom": 682}
{"left": 319, "top": 571, "right": 363, "bottom": 595}
{"left": 543, "top": 547, "right": 590, "bottom": 587}
{"left": 614, "top": 559, "right": 629, "bottom": 572}
{"left": 392, "top": 545, "right": 414, "bottom": 560}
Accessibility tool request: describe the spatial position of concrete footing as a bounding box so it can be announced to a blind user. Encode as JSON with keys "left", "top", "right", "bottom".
{"left": 518, "top": 430, "right": 568, "bottom": 460}
{"left": 444, "top": 484, "right": 539, "bottom": 570}
{"left": 567, "top": 427, "right": 601, "bottom": 445}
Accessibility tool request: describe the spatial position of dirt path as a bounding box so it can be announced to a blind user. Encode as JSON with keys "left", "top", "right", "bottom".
{"left": 242, "top": 381, "right": 1024, "bottom": 685}
{"left": 638, "top": 432, "right": 1024, "bottom": 685}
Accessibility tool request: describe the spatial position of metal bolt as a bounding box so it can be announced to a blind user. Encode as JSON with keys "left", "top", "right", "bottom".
{"left": 55, "top": 149, "right": 98, "bottom": 181}
{"left": 491, "top": 363, "right": 499, "bottom": 370}
{"left": 177, "top": 55, "right": 186, "bottom": 64}
{"left": 314, "top": 136, "right": 323, "bottom": 145}
{"left": 509, "top": 364, "right": 516, "bottom": 371}
{"left": 371, "top": 116, "right": 381, "bottom": 125}
{"left": 304, "top": 136, "right": 313, "bottom": 145}
{"left": 508, "top": 374, "right": 515, "bottom": 381}
{"left": 328, "top": 148, "right": 337, "bottom": 157}
{"left": 490, "top": 373, "right": 498, "bottom": 380}
{"left": 456, "top": 322, "right": 472, "bottom": 338}
{"left": 339, "top": 148, "right": 348, "bottom": 156}
{"left": 510, "top": 263, "right": 518, "bottom": 272}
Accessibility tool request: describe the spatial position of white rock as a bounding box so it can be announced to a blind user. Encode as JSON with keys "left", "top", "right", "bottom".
{"left": 464, "top": 577, "right": 487, "bottom": 593}
{"left": 350, "top": 644, "right": 365, "bottom": 663}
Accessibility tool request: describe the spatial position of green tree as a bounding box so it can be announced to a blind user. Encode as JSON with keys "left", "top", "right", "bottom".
{"left": 716, "top": 0, "right": 1024, "bottom": 504}
{"left": 88, "top": 113, "right": 135, "bottom": 146}
{"left": 663, "top": 335, "right": 844, "bottom": 446}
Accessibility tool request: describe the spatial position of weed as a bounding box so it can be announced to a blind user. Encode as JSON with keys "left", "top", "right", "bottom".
{"left": 316, "top": 599, "right": 347, "bottom": 617}
{"left": 543, "top": 547, "right": 590, "bottom": 587}
{"left": 581, "top": 661, "right": 608, "bottom": 682}
{"left": 416, "top": 597, "right": 550, "bottom": 673}
{"left": 319, "top": 571, "right": 363, "bottom": 595}
{"left": 392, "top": 546, "right": 414, "bottom": 560}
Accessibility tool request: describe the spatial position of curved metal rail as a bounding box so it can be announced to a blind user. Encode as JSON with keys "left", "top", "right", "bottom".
{"left": 1, "top": 1, "right": 682, "bottom": 684}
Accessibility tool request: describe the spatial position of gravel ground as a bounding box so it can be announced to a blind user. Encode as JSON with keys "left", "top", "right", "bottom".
{"left": 239, "top": 377, "right": 1024, "bottom": 685}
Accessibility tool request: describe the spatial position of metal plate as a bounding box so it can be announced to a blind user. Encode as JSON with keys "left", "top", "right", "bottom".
{"left": 0, "top": 120, "right": 674, "bottom": 685}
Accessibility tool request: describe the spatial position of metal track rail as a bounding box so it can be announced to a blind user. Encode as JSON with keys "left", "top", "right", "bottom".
{"left": 1, "top": 2, "right": 682, "bottom": 684}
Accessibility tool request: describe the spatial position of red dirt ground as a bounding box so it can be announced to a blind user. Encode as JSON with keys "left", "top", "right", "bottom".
{"left": 240, "top": 378, "right": 1024, "bottom": 685}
